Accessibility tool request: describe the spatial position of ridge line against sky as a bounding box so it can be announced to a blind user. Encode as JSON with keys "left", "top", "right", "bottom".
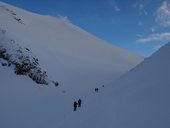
{"left": 0, "top": 0, "right": 170, "bottom": 57}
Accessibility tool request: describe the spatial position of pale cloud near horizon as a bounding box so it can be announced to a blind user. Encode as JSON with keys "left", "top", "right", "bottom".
{"left": 156, "top": 1, "right": 170, "bottom": 27}
{"left": 136, "top": 32, "right": 170, "bottom": 43}
{"left": 136, "top": 1, "right": 170, "bottom": 44}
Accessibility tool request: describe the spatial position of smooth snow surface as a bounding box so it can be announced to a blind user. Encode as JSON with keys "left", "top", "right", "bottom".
{"left": 60, "top": 42, "right": 170, "bottom": 128}
{"left": 0, "top": 2, "right": 145, "bottom": 128}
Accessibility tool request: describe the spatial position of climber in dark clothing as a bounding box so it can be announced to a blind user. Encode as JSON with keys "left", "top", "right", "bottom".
{"left": 95, "top": 88, "right": 99, "bottom": 92}
{"left": 74, "top": 101, "right": 78, "bottom": 111}
{"left": 78, "top": 99, "right": 82, "bottom": 107}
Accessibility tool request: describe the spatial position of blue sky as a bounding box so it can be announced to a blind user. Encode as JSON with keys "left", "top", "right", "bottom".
{"left": 1, "top": 0, "right": 170, "bottom": 57}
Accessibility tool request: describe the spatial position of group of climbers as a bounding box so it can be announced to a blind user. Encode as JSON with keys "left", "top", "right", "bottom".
{"left": 73, "top": 99, "right": 82, "bottom": 111}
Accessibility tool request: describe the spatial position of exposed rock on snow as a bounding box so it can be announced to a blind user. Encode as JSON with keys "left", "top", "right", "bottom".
{"left": 0, "top": 28, "right": 51, "bottom": 85}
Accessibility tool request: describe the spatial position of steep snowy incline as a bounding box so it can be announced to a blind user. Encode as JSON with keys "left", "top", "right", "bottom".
{"left": 0, "top": 2, "right": 144, "bottom": 128}
{"left": 0, "top": 1, "right": 143, "bottom": 94}
{"left": 59, "top": 42, "right": 170, "bottom": 128}
{"left": 0, "top": 64, "right": 74, "bottom": 128}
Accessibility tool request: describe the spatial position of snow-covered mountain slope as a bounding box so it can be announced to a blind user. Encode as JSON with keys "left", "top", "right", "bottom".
{"left": 0, "top": 2, "right": 144, "bottom": 128}
{"left": 61, "top": 42, "right": 170, "bottom": 128}
{"left": 0, "top": 1, "right": 143, "bottom": 93}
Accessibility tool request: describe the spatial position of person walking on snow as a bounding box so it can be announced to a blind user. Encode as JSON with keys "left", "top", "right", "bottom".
{"left": 78, "top": 99, "right": 82, "bottom": 107}
{"left": 74, "top": 101, "right": 78, "bottom": 111}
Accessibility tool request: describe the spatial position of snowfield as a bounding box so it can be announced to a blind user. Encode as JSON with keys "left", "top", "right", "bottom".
{"left": 59, "top": 42, "right": 170, "bottom": 128}
{"left": 1, "top": 1, "right": 169, "bottom": 128}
